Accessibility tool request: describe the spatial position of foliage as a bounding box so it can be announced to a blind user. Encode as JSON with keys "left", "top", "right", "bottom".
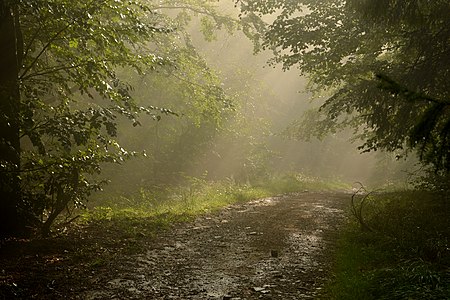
{"left": 110, "top": 53, "right": 237, "bottom": 188}
{"left": 80, "top": 173, "right": 348, "bottom": 247}
{"left": 0, "top": 0, "right": 242, "bottom": 237}
{"left": 102, "top": 33, "right": 289, "bottom": 191}
{"left": 323, "top": 190, "right": 450, "bottom": 299}
{"left": 202, "top": 67, "right": 276, "bottom": 185}
{"left": 89, "top": 172, "right": 348, "bottom": 219}
{"left": 236, "top": 0, "right": 450, "bottom": 172}
{"left": 82, "top": 179, "right": 267, "bottom": 234}
{"left": 409, "top": 168, "right": 450, "bottom": 197}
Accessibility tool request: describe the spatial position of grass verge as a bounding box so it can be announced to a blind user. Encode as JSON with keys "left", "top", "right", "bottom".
{"left": 81, "top": 173, "right": 349, "bottom": 241}
{"left": 0, "top": 173, "right": 347, "bottom": 299}
{"left": 86, "top": 173, "right": 348, "bottom": 214}
{"left": 323, "top": 190, "right": 450, "bottom": 299}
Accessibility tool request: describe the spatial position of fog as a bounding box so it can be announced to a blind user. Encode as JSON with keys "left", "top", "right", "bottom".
{"left": 100, "top": 4, "right": 417, "bottom": 196}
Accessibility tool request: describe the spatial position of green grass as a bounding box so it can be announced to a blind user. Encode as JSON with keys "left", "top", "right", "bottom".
{"left": 80, "top": 173, "right": 349, "bottom": 239}
{"left": 1, "top": 174, "right": 348, "bottom": 300}
{"left": 323, "top": 190, "right": 450, "bottom": 299}
{"left": 259, "top": 173, "right": 350, "bottom": 194}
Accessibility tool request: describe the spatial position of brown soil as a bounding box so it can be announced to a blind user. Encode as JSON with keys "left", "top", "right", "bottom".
{"left": 1, "top": 192, "right": 349, "bottom": 299}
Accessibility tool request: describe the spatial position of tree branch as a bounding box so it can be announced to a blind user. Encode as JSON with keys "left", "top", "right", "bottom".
{"left": 19, "top": 22, "right": 73, "bottom": 80}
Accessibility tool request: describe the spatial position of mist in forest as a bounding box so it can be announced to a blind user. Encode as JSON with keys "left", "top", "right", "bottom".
{"left": 99, "top": 6, "right": 415, "bottom": 198}
{"left": 2, "top": 2, "right": 448, "bottom": 298}
{"left": 194, "top": 34, "right": 413, "bottom": 186}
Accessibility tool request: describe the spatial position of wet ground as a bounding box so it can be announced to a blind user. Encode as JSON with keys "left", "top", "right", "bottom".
{"left": 82, "top": 192, "right": 348, "bottom": 299}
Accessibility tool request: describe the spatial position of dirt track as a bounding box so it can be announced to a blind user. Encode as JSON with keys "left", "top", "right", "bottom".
{"left": 83, "top": 192, "right": 348, "bottom": 299}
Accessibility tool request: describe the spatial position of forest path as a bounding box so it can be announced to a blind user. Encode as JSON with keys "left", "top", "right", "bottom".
{"left": 85, "top": 192, "right": 348, "bottom": 299}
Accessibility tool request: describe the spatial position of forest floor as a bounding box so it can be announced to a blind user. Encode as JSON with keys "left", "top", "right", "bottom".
{"left": 0, "top": 191, "right": 349, "bottom": 299}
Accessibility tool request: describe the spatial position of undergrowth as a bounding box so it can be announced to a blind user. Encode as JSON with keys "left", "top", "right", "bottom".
{"left": 323, "top": 190, "right": 450, "bottom": 299}
{"left": 79, "top": 173, "right": 348, "bottom": 238}
{"left": 0, "top": 173, "right": 346, "bottom": 299}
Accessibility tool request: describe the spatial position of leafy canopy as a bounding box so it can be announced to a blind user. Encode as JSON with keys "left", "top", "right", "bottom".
{"left": 5, "top": 0, "right": 240, "bottom": 234}
{"left": 237, "top": 0, "right": 450, "bottom": 172}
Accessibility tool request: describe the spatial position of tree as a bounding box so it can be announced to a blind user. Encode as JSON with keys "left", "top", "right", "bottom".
{"left": 0, "top": 1, "right": 22, "bottom": 237}
{"left": 0, "top": 0, "right": 239, "bottom": 238}
{"left": 236, "top": 0, "right": 450, "bottom": 172}
{"left": 86, "top": 2, "right": 241, "bottom": 191}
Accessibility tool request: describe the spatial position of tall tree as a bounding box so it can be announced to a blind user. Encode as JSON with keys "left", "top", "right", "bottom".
{"left": 0, "top": 1, "right": 22, "bottom": 237}
{"left": 237, "top": 0, "right": 450, "bottom": 172}
{"left": 0, "top": 0, "right": 239, "bottom": 237}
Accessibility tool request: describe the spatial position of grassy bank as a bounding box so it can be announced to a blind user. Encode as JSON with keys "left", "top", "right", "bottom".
{"left": 323, "top": 190, "right": 450, "bottom": 299}
{"left": 81, "top": 173, "right": 349, "bottom": 236}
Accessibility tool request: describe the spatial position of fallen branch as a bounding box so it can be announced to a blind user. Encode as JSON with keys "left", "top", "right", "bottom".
{"left": 351, "top": 182, "right": 374, "bottom": 232}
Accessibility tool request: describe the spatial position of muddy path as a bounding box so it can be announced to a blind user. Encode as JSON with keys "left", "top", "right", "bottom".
{"left": 83, "top": 192, "right": 348, "bottom": 299}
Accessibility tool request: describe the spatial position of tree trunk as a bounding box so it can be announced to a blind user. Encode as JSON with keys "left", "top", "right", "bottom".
{"left": 0, "top": 3, "right": 23, "bottom": 238}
